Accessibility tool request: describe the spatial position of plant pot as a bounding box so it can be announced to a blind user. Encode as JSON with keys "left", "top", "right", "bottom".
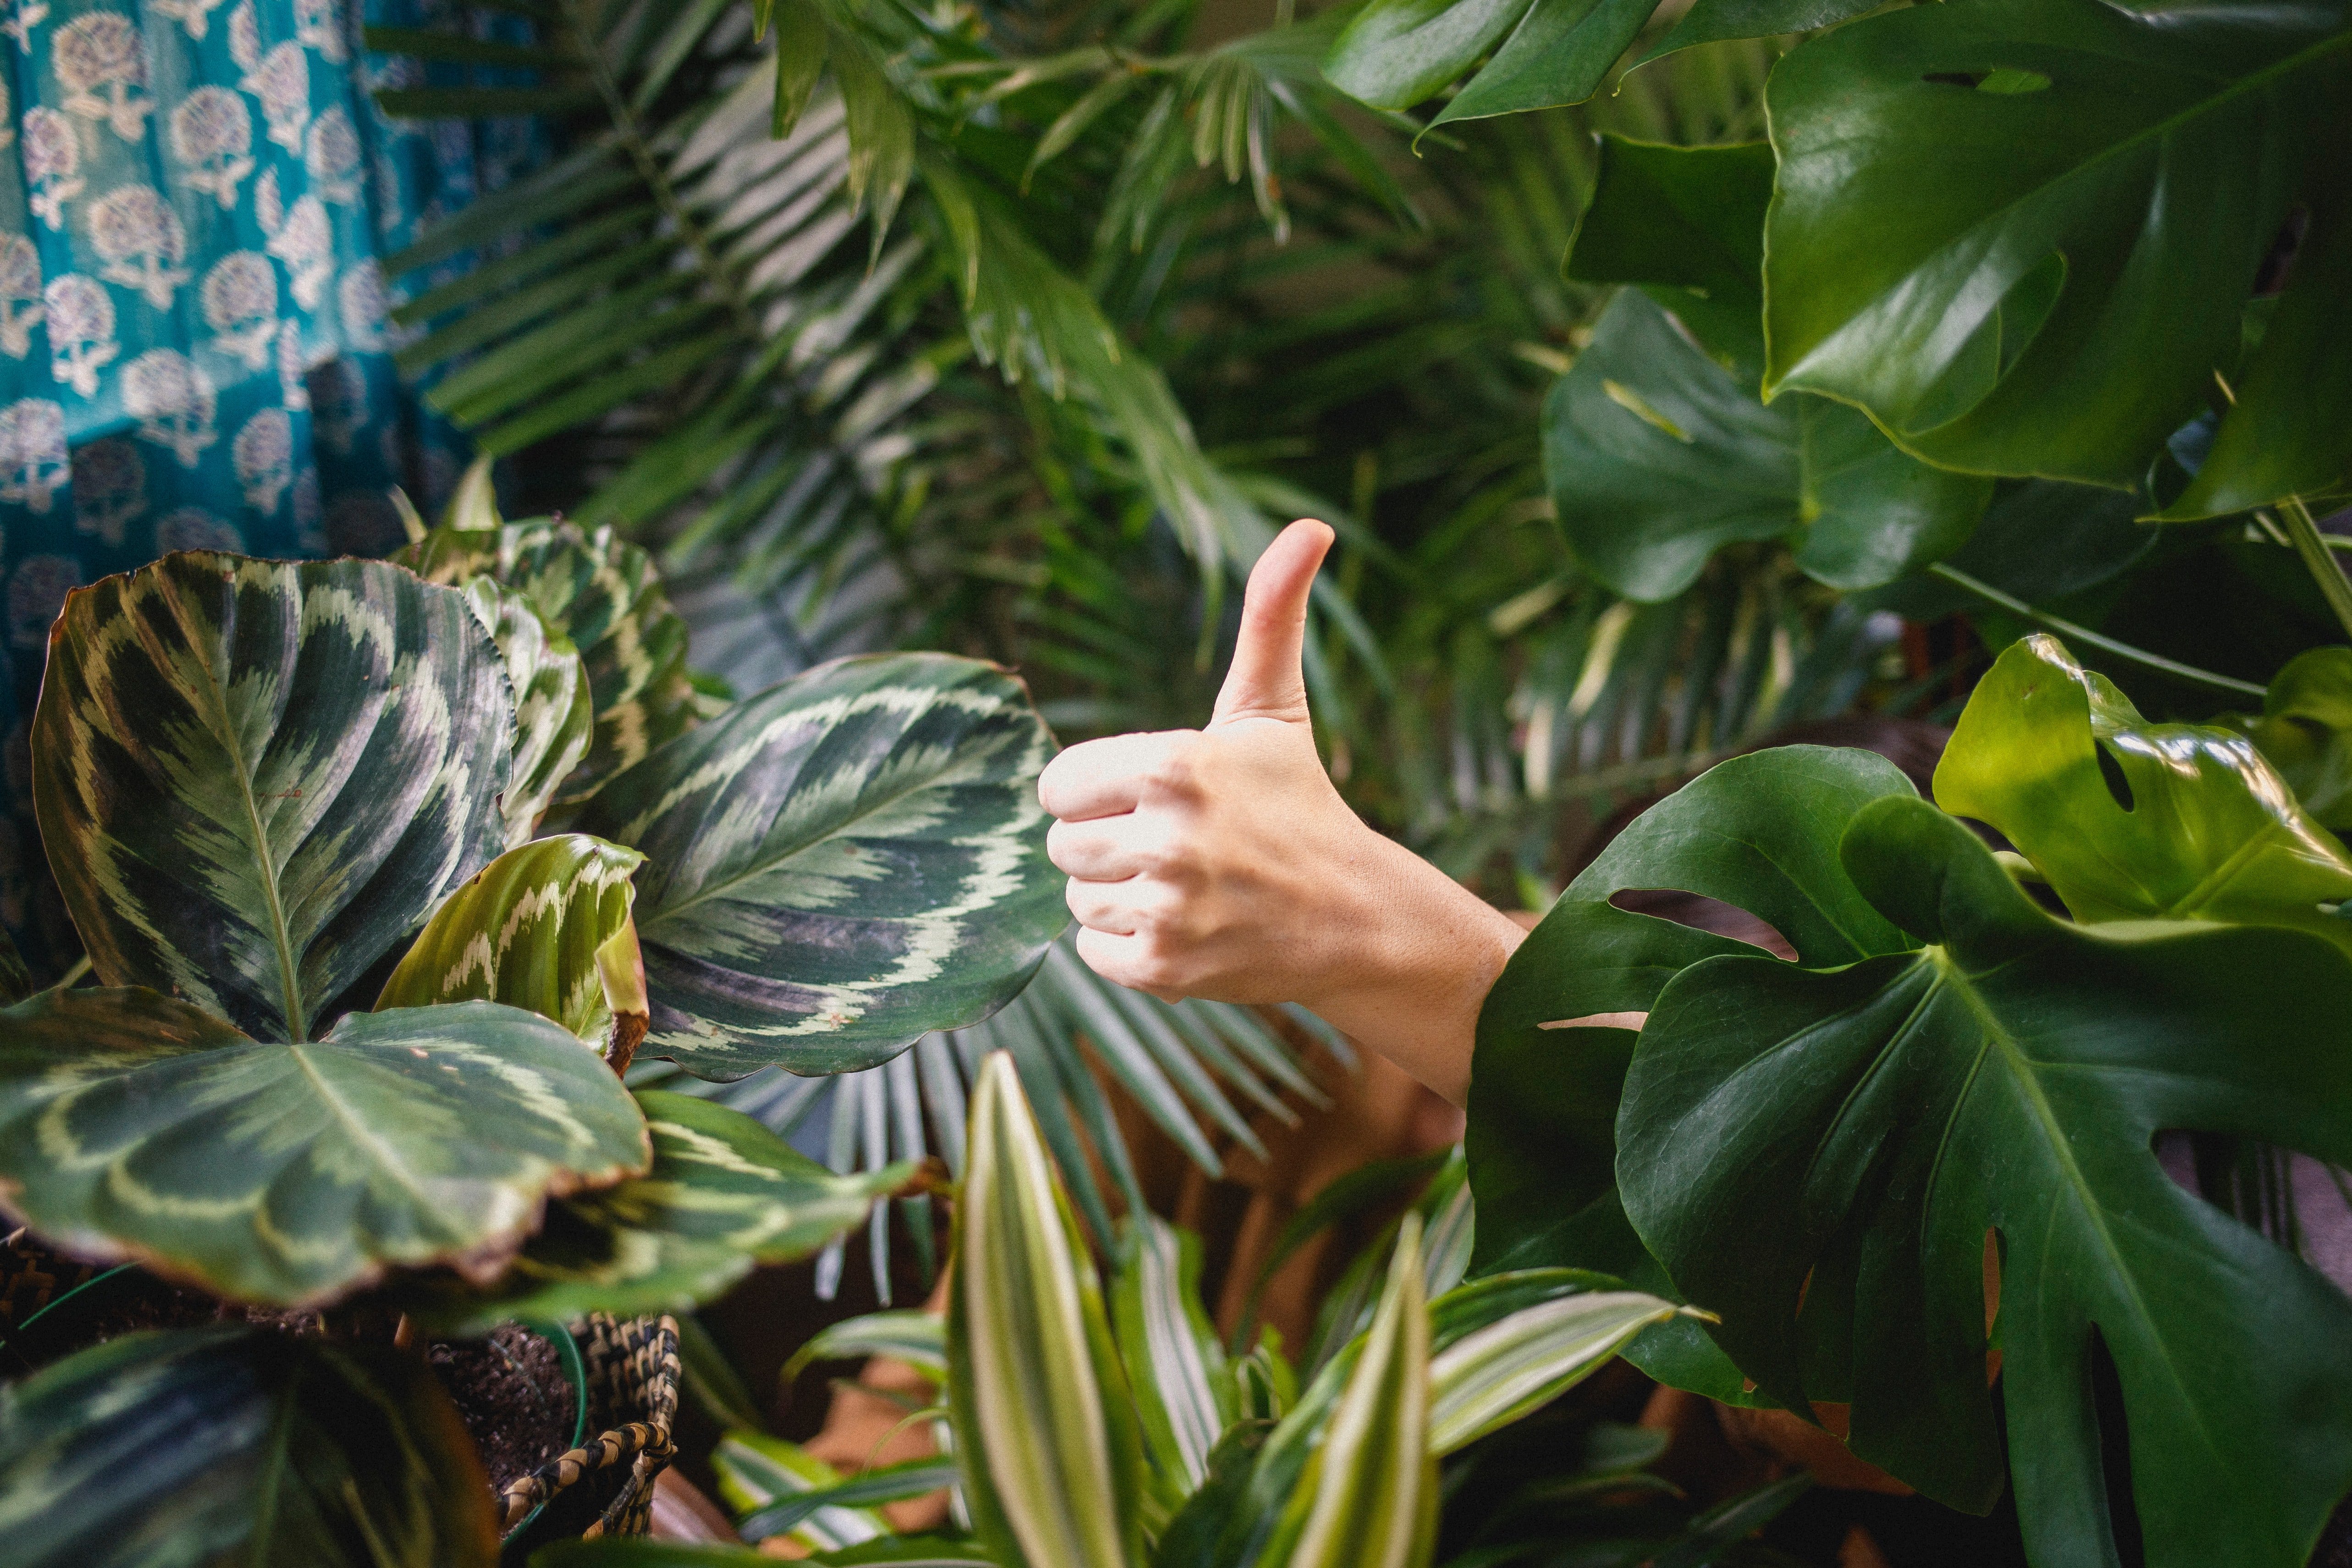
{"left": 0, "top": 1230, "right": 679, "bottom": 1553}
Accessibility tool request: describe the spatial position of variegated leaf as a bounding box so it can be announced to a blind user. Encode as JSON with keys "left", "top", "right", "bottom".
{"left": 1112, "top": 1215, "right": 1232, "bottom": 1510}
{"left": 377, "top": 834, "right": 649, "bottom": 1066}
{"left": 404, "top": 1090, "right": 906, "bottom": 1332}
{"left": 784, "top": 1309, "right": 948, "bottom": 1385}
{"left": 463, "top": 577, "right": 593, "bottom": 848}
{"left": 949, "top": 1052, "right": 1146, "bottom": 1568}
{"left": 31, "top": 553, "right": 513, "bottom": 1043}
{"left": 715, "top": 1434, "right": 957, "bottom": 1553}
{"left": 1424, "top": 1271, "right": 1690, "bottom": 1455}
{"left": 578, "top": 655, "right": 1063, "bottom": 1079}
{"left": 396, "top": 516, "right": 695, "bottom": 801}
{"left": 0, "top": 987, "right": 648, "bottom": 1305}
{"left": 0, "top": 1325, "right": 497, "bottom": 1568}
{"left": 1260, "top": 1214, "right": 1435, "bottom": 1568}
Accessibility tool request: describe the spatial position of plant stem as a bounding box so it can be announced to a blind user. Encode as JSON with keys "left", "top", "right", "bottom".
{"left": 2274, "top": 496, "right": 2352, "bottom": 643}
{"left": 1927, "top": 563, "right": 2265, "bottom": 698}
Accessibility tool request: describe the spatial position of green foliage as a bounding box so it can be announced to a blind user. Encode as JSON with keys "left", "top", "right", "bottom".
{"left": 32, "top": 554, "right": 511, "bottom": 1044}
{"left": 1761, "top": 0, "right": 2352, "bottom": 513}
{"left": 461, "top": 577, "right": 595, "bottom": 848}
{"left": 0, "top": 1326, "right": 498, "bottom": 1568}
{"left": 2223, "top": 646, "right": 2352, "bottom": 828}
{"left": 0, "top": 987, "right": 648, "bottom": 1304}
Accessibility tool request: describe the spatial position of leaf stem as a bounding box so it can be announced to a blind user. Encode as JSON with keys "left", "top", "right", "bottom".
{"left": 1926, "top": 563, "right": 2264, "bottom": 699}
{"left": 2272, "top": 496, "right": 2352, "bottom": 644}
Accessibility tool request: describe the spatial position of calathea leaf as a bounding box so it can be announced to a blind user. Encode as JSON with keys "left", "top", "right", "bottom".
{"left": 1467, "top": 746, "right": 1918, "bottom": 1404}
{"left": 396, "top": 515, "right": 695, "bottom": 801}
{"left": 0, "top": 987, "right": 648, "bottom": 1304}
{"left": 0, "top": 1325, "right": 497, "bottom": 1568}
{"left": 1618, "top": 793, "right": 2352, "bottom": 1564}
{"left": 377, "top": 834, "right": 649, "bottom": 1066}
{"left": 32, "top": 553, "right": 512, "bottom": 1043}
{"left": 949, "top": 1052, "right": 1146, "bottom": 1568}
{"left": 406, "top": 1090, "right": 907, "bottom": 1333}
{"left": 1762, "top": 0, "right": 2352, "bottom": 512}
{"left": 462, "top": 577, "right": 593, "bottom": 848}
{"left": 1934, "top": 635, "right": 2352, "bottom": 952}
{"left": 577, "top": 653, "right": 1063, "bottom": 1079}
{"left": 2218, "top": 646, "right": 2352, "bottom": 830}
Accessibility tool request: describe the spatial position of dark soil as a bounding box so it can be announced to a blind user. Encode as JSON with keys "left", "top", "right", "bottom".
{"left": 428, "top": 1323, "right": 574, "bottom": 1493}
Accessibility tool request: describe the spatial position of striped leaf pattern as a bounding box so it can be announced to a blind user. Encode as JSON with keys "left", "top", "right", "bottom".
{"left": 580, "top": 655, "right": 1063, "bottom": 1078}
{"left": 949, "top": 1053, "right": 1146, "bottom": 1568}
{"left": 1113, "top": 1215, "right": 1233, "bottom": 1509}
{"left": 1425, "top": 1272, "right": 1689, "bottom": 1455}
{"left": 0, "top": 1326, "right": 496, "bottom": 1568}
{"left": 713, "top": 1433, "right": 894, "bottom": 1555}
{"left": 377, "top": 834, "right": 649, "bottom": 1065}
{"left": 31, "top": 554, "right": 513, "bottom": 1042}
{"left": 462, "top": 577, "right": 594, "bottom": 848}
{"left": 0, "top": 987, "right": 649, "bottom": 1305}
{"left": 784, "top": 1310, "right": 948, "bottom": 1385}
{"left": 410, "top": 1091, "right": 907, "bottom": 1333}
{"left": 396, "top": 514, "right": 695, "bottom": 801}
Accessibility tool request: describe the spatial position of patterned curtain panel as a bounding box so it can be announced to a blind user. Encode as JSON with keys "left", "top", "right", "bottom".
{"left": 0, "top": 0, "right": 531, "bottom": 965}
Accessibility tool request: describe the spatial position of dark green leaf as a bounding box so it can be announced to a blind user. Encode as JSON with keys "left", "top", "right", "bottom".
{"left": 0, "top": 988, "right": 648, "bottom": 1304}
{"left": 1854, "top": 478, "right": 2154, "bottom": 624}
{"left": 1430, "top": 0, "right": 1663, "bottom": 126}
{"left": 1543, "top": 286, "right": 1989, "bottom": 603}
{"left": 832, "top": 33, "right": 915, "bottom": 254}
{"left": 1563, "top": 135, "right": 1772, "bottom": 368}
{"left": 1762, "top": 0, "right": 2352, "bottom": 508}
{"left": 577, "top": 654, "right": 1063, "bottom": 1079}
{"left": 1935, "top": 635, "right": 2352, "bottom": 951}
{"left": 32, "top": 554, "right": 511, "bottom": 1043}
{"left": 772, "top": 2, "right": 830, "bottom": 136}
{"left": 0, "top": 1326, "right": 497, "bottom": 1568}
{"left": 1150, "top": 1420, "right": 1273, "bottom": 1568}
{"left": 1632, "top": 0, "right": 1883, "bottom": 72}
{"left": 1322, "top": 0, "right": 1535, "bottom": 113}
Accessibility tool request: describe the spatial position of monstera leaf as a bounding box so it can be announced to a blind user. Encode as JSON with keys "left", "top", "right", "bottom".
{"left": 398, "top": 516, "right": 694, "bottom": 800}
{"left": 2220, "top": 646, "right": 2352, "bottom": 830}
{"left": 32, "top": 554, "right": 512, "bottom": 1043}
{"left": 0, "top": 987, "right": 648, "bottom": 1303}
{"left": 378, "top": 834, "right": 649, "bottom": 1066}
{"left": 0, "top": 1326, "right": 497, "bottom": 1568}
{"left": 1762, "top": 0, "right": 2352, "bottom": 512}
{"left": 1546, "top": 142, "right": 1990, "bottom": 602}
{"left": 1618, "top": 794, "right": 2352, "bottom": 1566}
{"left": 1467, "top": 746, "right": 1917, "bottom": 1402}
{"left": 576, "top": 653, "right": 1064, "bottom": 1079}
{"left": 406, "top": 1091, "right": 908, "bottom": 1332}
{"left": 462, "top": 578, "right": 593, "bottom": 848}
{"left": 1935, "top": 635, "right": 2352, "bottom": 952}
{"left": 1322, "top": 0, "right": 1861, "bottom": 126}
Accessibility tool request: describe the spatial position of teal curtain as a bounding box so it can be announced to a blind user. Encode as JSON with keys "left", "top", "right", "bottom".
{"left": 0, "top": 0, "right": 530, "bottom": 964}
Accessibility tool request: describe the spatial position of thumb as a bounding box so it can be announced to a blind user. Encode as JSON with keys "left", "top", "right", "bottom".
{"left": 1212, "top": 518, "right": 1334, "bottom": 727}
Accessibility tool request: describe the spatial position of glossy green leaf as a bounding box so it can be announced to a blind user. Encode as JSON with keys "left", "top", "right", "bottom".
{"left": 396, "top": 517, "right": 695, "bottom": 802}
{"left": 577, "top": 654, "right": 1063, "bottom": 1079}
{"left": 1112, "top": 1215, "right": 1232, "bottom": 1508}
{"left": 0, "top": 1325, "right": 497, "bottom": 1568}
{"left": 1257, "top": 1214, "right": 1434, "bottom": 1568}
{"left": 32, "top": 554, "right": 512, "bottom": 1043}
{"left": 1855, "top": 477, "right": 2154, "bottom": 624}
{"left": 948, "top": 1053, "right": 1146, "bottom": 1568}
{"left": 463, "top": 578, "right": 593, "bottom": 848}
{"left": 1762, "top": 0, "right": 2352, "bottom": 510}
{"left": 1467, "top": 746, "right": 1918, "bottom": 1402}
{"left": 2220, "top": 647, "right": 2352, "bottom": 830}
{"left": 1631, "top": 0, "right": 1882, "bottom": 72}
{"left": 1322, "top": 0, "right": 1535, "bottom": 112}
{"left": 1427, "top": 0, "right": 1659, "bottom": 125}
{"left": 1544, "top": 282, "right": 1989, "bottom": 604}
{"left": 1935, "top": 635, "right": 2352, "bottom": 951}
{"left": 1618, "top": 793, "right": 2352, "bottom": 1563}
{"left": 378, "top": 834, "right": 649, "bottom": 1061}
{"left": 0, "top": 987, "right": 648, "bottom": 1305}
{"left": 413, "top": 1091, "right": 904, "bottom": 1332}
{"left": 1563, "top": 136, "right": 1773, "bottom": 368}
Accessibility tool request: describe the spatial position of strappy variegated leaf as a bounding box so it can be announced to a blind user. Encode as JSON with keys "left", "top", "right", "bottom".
{"left": 1424, "top": 1272, "right": 1689, "bottom": 1454}
{"left": 31, "top": 554, "right": 512, "bottom": 1043}
{"left": 0, "top": 988, "right": 648, "bottom": 1305}
{"left": 784, "top": 1310, "right": 948, "bottom": 1384}
{"left": 408, "top": 1090, "right": 905, "bottom": 1332}
{"left": 397, "top": 517, "right": 695, "bottom": 801}
{"left": 0, "top": 1325, "right": 497, "bottom": 1568}
{"left": 714, "top": 1434, "right": 892, "bottom": 1556}
{"left": 378, "top": 834, "right": 649, "bottom": 1065}
{"left": 1111, "top": 1215, "right": 1232, "bottom": 1508}
{"left": 463, "top": 577, "right": 593, "bottom": 847}
{"left": 949, "top": 1053, "right": 1146, "bottom": 1568}
{"left": 580, "top": 655, "right": 1063, "bottom": 1079}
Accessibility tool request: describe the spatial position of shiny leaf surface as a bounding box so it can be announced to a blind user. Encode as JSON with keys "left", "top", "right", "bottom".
{"left": 32, "top": 554, "right": 511, "bottom": 1043}
{"left": 2222, "top": 646, "right": 2352, "bottom": 830}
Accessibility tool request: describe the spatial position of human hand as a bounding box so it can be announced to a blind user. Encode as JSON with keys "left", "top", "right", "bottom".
{"left": 1037, "top": 519, "right": 1524, "bottom": 1104}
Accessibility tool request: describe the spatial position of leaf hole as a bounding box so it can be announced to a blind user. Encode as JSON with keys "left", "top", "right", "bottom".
{"left": 2255, "top": 204, "right": 2311, "bottom": 298}
{"left": 2095, "top": 742, "right": 2135, "bottom": 812}
{"left": 1609, "top": 889, "right": 1795, "bottom": 960}
{"left": 1921, "top": 68, "right": 2051, "bottom": 94}
{"left": 2086, "top": 1325, "right": 2148, "bottom": 1568}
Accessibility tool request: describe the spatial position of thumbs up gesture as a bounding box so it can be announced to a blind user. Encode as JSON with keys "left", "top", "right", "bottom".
{"left": 1038, "top": 520, "right": 1524, "bottom": 1104}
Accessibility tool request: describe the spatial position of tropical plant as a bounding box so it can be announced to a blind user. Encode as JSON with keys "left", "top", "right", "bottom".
{"left": 0, "top": 470, "right": 1066, "bottom": 1557}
